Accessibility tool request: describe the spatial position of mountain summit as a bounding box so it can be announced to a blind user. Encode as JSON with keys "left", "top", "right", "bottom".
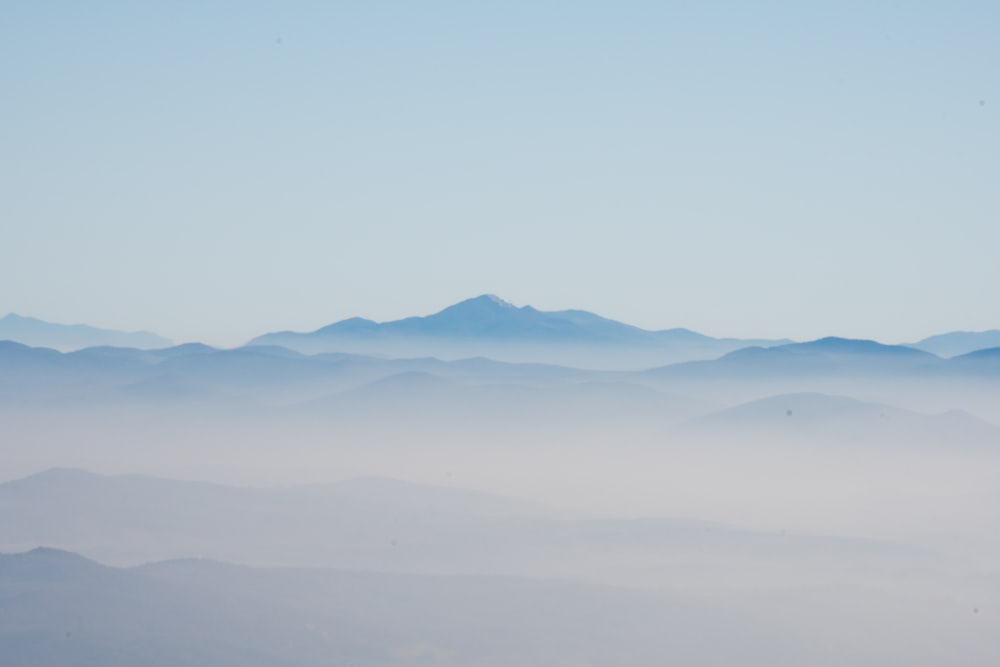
{"left": 261, "top": 294, "right": 629, "bottom": 344}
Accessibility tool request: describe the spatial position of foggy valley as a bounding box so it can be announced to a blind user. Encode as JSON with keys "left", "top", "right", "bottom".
{"left": 8, "top": 0, "right": 998, "bottom": 661}
{"left": 3, "top": 297, "right": 1000, "bottom": 665}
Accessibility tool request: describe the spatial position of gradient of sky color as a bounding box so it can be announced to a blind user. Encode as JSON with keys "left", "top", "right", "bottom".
{"left": 4, "top": 1, "right": 998, "bottom": 346}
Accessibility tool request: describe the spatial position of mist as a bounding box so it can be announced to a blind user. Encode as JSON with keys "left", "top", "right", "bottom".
{"left": 3, "top": 336, "right": 1000, "bottom": 665}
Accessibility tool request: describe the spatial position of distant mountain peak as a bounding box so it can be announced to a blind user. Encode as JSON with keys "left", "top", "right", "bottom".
{"left": 481, "top": 294, "right": 515, "bottom": 307}
{"left": 437, "top": 294, "right": 518, "bottom": 314}
{"left": 247, "top": 295, "right": 792, "bottom": 367}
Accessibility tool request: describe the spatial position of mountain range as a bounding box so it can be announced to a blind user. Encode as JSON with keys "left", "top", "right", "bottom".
{"left": 5, "top": 296, "right": 1000, "bottom": 366}
{"left": 0, "top": 468, "right": 938, "bottom": 586}
{"left": 3, "top": 333, "right": 1000, "bottom": 418}
{"left": 2, "top": 469, "right": 995, "bottom": 667}
{"left": 4, "top": 299, "right": 1000, "bottom": 666}
{"left": 0, "top": 313, "right": 171, "bottom": 351}
{"left": 248, "top": 294, "right": 790, "bottom": 367}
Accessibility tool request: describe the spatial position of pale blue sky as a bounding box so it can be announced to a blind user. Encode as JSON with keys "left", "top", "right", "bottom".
{"left": 3, "top": 1, "right": 998, "bottom": 346}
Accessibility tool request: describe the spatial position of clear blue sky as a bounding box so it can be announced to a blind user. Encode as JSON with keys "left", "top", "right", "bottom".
{"left": 4, "top": 1, "right": 998, "bottom": 346}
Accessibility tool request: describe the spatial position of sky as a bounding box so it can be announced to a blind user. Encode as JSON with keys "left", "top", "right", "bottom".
{"left": 3, "top": 1, "right": 998, "bottom": 347}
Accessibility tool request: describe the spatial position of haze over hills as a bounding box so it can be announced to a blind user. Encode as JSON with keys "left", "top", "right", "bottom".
{"left": 5, "top": 318, "right": 1000, "bottom": 666}
{"left": 0, "top": 468, "right": 934, "bottom": 584}
{"left": 3, "top": 499, "right": 998, "bottom": 666}
{"left": 4, "top": 332, "right": 1000, "bottom": 429}
{"left": 0, "top": 547, "right": 832, "bottom": 667}
{"left": 0, "top": 313, "right": 171, "bottom": 351}
{"left": 628, "top": 337, "right": 1000, "bottom": 418}
{"left": 8, "top": 300, "right": 1000, "bottom": 370}
{"left": 249, "top": 294, "right": 792, "bottom": 368}
{"left": 8, "top": 0, "right": 1000, "bottom": 662}
{"left": 4, "top": 546, "right": 997, "bottom": 667}
{"left": 681, "top": 392, "right": 1000, "bottom": 451}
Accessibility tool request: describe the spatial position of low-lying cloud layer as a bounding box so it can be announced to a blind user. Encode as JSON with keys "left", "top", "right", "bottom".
{"left": 3, "top": 321, "right": 1000, "bottom": 665}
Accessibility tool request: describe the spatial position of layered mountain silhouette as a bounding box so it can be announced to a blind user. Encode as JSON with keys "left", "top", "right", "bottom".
{"left": 7, "top": 301, "right": 1000, "bottom": 366}
{"left": 249, "top": 294, "right": 789, "bottom": 368}
{"left": 0, "top": 547, "right": 829, "bottom": 667}
{"left": 648, "top": 337, "right": 945, "bottom": 378}
{"left": 5, "top": 302, "right": 1000, "bottom": 667}
{"left": 4, "top": 335, "right": 1000, "bottom": 419}
{"left": 256, "top": 295, "right": 672, "bottom": 343}
{"left": 948, "top": 346, "right": 1000, "bottom": 374}
{"left": 0, "top": 468, "right": 931, "bottom": 584}
{"left": 0, "top": 313, "right": 170, "bottom": 351}
{"left": 909, "top": 330, "right": 1000, "bottom": 358}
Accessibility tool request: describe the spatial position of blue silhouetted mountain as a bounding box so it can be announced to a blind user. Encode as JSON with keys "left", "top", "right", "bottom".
{"left": 0, "top": 313, "right": 171, "bottom": 351}
{"left": 267, "top": 295, "right": 660, "bottom": 343}
{"left": 0, "top": 339, "right": 602, "bottom": 409}
{"left": 248, "top": 295, "right": 787, "bottom": 367}
{"left": 909, "top": 330, "right": 1000, "bottom": 357}
{"left": 0, "top": 340, "right": 64, "bottom": 367}
{"left": 0, "top": 341, "right": 224, "bottom": 404}
{"left": 648, "top": 337, "right": 944, "bottom": 378}
{"left": 7, "top": 332, "right": 1000, "bottom": 417}
{"left": 945, "top": 347, "right": 1000, "bottom": 375}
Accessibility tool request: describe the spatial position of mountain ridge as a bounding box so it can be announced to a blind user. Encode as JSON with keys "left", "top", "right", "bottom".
{"left": 646, "top": 336, "right": 945, "bottom": 378}
{"left": 909, "top": 330, "right": 1000, "bottom": 358}
{"left": 248, "top": 294, "right": 790, "bottom": 367}
{"left": 0, "top": 313, "right": 171, "bottom": 351}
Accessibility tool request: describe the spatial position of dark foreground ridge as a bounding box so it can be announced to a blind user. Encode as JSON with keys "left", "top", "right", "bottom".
{"left": 0, "top": 546, "right": 816, "bottom": 667}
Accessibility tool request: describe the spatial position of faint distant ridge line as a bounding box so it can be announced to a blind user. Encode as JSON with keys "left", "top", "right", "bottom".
{"left": 0, "top": 313, "right": 171, "bottom": 351}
